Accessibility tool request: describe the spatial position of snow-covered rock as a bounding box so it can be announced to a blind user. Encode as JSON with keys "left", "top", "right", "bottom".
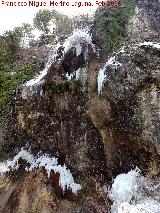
{"left": 0, "top": 148, "right": 81, "bottom": 194}
{"left": 109, "top": 168, "right": 160, "bottom": 213}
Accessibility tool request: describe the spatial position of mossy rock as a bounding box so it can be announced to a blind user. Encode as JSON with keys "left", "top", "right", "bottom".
{"left": 48, "top": 81, "right": 81, "bottom": 95}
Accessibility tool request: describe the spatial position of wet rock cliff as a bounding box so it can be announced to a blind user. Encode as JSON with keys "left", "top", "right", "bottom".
{"left": 0, "top": 32, "right": 159, "bottom": 212}
{"left": 0, "top": 10, "right": 160, "bottom": 213}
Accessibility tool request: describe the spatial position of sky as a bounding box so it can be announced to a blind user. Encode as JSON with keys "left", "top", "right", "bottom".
{"left": 0, "top": 0, "right": 97, "bottom": 35}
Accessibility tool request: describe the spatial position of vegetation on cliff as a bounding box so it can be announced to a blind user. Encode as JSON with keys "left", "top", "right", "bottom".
{"left": 96, "top": 0, "right": 135, "bottom": 51}
{"left": 0, "top": 65, "right": 35, "bottom": 120}
{"left": 0, "top": 26, "right": 36, "bottom": 120}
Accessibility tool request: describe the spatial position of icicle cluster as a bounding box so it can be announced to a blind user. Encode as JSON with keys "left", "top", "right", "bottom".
{"left": 0, "top": 148, "right": 81, "bottom": 194}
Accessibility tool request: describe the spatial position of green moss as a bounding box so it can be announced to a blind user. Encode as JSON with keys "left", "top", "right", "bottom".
{"left": 48, "top": 81, "right": 80, "bottom": 95}
{"left": 0, "top": 64, "right": 35, "bottom": 121}
{"left": 96, "top": 0, "right": 135, "bottom": 52}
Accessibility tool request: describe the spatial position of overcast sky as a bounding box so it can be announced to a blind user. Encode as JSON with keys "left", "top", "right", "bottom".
{"left": 0, "top": 1, "right": 97, "bottom": 35}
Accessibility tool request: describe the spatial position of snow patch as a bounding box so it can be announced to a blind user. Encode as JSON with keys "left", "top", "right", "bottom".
{"left": 0, "top": 148, "right": 81, "bottom": 194}
{"left": 65, "top": 68, "right": 81, "bottom": 81}
{"left": 66, "top": 72, "right": 74, "bottom": 80}
{"left": 65, "top": 67, "right": 88, "bottom": 92}
{"left": 108, "top": 168, "right": 160, "bottom": 213}
{"left": 118, "top": 200, "right": 160, "bottom": 213}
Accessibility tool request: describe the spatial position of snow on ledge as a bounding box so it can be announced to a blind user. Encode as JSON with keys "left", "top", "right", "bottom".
{"left": 0, "top": 148, "right": 81, "bottom": 194}
{"left": 138, "top": 42, "right": 160, "bottom": 49}
{"left": 108, "top": 168, "right": 160, "bottom": 213}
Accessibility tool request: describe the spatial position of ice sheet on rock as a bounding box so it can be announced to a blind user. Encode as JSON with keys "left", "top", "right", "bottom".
{"left": 25, "top": 42, "right": 61, "bottom": 87}
{"left": 0, "top": 148, "right": 81, "bottom": 194}
{"left": 82, "top": 67, "right": 88, "bottom": 92}
{"left": 98, "top": 66, "right": 107, "bottom": 95}
{"left": 75, "top": 68, "right": 81, "bottom": 81}
{"left": 108, "top": 168, "right": 160, "bottom": 213}
{"left": 118, "top": 199, "right": 160, "bottom": 213}
{"left": 63, "top": 29, "right": 95, "bottom": 57}
{"left": 97, "top": 56, "right": 122, "bottom": 95}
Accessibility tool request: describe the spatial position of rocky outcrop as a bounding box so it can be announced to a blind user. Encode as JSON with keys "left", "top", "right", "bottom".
{"left": 1, "top": 28, "right": 160, "bottom": 212}
{"left": 0, "top": 170, "right": 111, "bottom": 213}
{"left": 4, "top": 46, "right": 107, "bottom": 183}
{"left": 16, "top": 45, "right": 54, "bottom": 71}
{"left": 136, "top": 0, "right": 160, "bottom": 32}
{"left": 4, "top": 43, "right": 160, "bottom": 174}
{"left": 96, "top": 42, "right": 160, "bottom": 174}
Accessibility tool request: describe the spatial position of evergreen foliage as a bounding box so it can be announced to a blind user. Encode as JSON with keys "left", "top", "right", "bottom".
{"left": 0, "top": 65, "right": 35, "bottom": 120}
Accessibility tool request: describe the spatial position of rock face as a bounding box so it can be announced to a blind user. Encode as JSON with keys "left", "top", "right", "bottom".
{"left": 99, "top": 43, "right": 160, "bottom": 177}
{"left": 0, "top": 124, "right": 4, "bottom": 145}
{"left": 136, "top": 0, "right": 160, "bottom": 32}
{"left": 127, "top": 0, "right": 160, "bottom": 42}
{"left": 5, "top": 47, "right": 107, "bottom": 183}
{"left": 0, "top": 170, "right": 111, "bottom": 213}
{"left": 103, "top": 45, "right": 160, "bottom": 149}
{"left": 1, "top": 31, "right": 160, "bottom": 212}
